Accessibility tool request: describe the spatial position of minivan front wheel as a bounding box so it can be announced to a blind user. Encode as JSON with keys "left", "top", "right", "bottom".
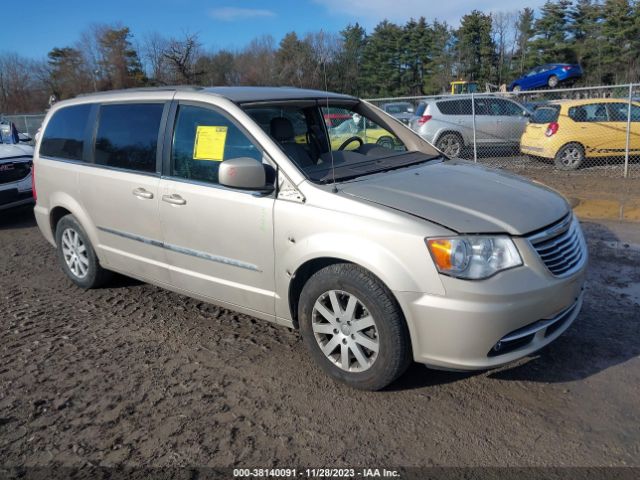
{"left": 436, "top": 133, "right": 463, "bottom": 157}
{"left": 555, "top": 143, "right": 585, "bottom": 170}
{"left": 298, "top": 264, "right": 411, "bottom": 390}
{"left": 55, "top": 215, "right": 111, "bottom": 289}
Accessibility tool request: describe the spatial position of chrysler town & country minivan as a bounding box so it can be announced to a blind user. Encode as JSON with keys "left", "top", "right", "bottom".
{"left": 33, "top": 87, "right": 587, "bottom": 390}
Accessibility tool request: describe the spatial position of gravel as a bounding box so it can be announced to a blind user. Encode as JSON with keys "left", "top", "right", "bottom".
{"left": 0, "top": 205, "right": 639, "bottom": 468}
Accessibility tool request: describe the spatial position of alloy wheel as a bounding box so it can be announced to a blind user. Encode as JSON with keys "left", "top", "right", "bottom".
{"left": 559, "top": 146, "right": 582, "bottom": 168}
{"left": 311, "top": 290, "right": 379, "bottom": 372}
{"left": 438, "top": 134, "right": 462, "bottom": 157}
{"left": 61, "top": 228, "right": 89, "bottom": 278}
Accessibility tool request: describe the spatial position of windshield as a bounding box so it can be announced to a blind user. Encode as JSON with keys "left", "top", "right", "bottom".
{"left": 243, "top": 102, "right": 437, "bottom": 184}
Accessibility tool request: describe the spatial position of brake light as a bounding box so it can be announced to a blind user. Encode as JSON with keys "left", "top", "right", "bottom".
{"left": 31, "top": 162, "right": 36, "bottom": 201}
{"left": 545, "top": 122, "right": 559, "bottom": 137}
{"left": 418, "top": 115, "right": 432, "bottom": 125}
{"left": 562, "top": 66, "right": 571, "bottom": 71}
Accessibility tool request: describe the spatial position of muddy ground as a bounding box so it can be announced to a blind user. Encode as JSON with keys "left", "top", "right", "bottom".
{"left": 0, "top": 205, "right": 639, "bottom": 470}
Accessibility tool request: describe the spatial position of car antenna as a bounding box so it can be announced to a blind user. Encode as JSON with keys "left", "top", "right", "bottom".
{"left": 322, "top": 48, "right": 338, "bottom": 193}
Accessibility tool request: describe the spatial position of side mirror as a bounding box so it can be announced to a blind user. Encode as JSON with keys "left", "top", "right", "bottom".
{"left": 219, "top": 157, "right": 271, "bottom": 191}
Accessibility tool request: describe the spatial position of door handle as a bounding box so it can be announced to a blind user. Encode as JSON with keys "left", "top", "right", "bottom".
{"left": 132, "top": 187, "right": 154, "bottom": 199}
{"left": 162, "top": 194, "right": 187, "bottom": 206}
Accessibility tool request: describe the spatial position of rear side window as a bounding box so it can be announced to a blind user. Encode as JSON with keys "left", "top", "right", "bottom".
{"left": 40, "top": 104, "right": 91, "bottom": 161}
{"left": 95, "top": 103, "right": 164, "bottom": 173}
{"left": 568, "top": 104, "right": 608, "bottom": 123}
{"left": 531, "top": 106, "right": 560, "bottom": 124}
{"left": 436, "top": 100, "right": 472, "bottom": 115}
{"left": 607, "top": 103, "right": 640, "bottom": 122}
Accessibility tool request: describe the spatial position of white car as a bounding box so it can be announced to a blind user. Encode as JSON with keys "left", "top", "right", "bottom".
{"left": 0, "top": 121, "right": 34, "bottom": 210}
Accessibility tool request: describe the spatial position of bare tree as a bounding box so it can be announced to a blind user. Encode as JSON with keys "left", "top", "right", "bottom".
{"left": 0, "top": 53, "right": 48, "bottom": 113}
{"left": 492, "top": 11, "right": 517, "bottom": 85}
{"left": 162, "top": 32, "right": 203, "bottom": 84}
{"left": 142, "top": 32, "right": 170, "bottom": 85}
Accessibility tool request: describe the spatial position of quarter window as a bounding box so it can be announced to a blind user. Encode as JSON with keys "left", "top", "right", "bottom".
{"left": 171, "top": 105, "right": 262, "bottom": 185}
{"left": 40, "top": 104, "right": 92, "bottom": 161}
{"left": 95, "top": 103, "right": 164, "bottom": 173}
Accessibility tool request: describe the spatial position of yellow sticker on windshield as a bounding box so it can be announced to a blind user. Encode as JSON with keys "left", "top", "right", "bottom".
{"left": 193, "top": 126, "right": 228, "bottom": 161}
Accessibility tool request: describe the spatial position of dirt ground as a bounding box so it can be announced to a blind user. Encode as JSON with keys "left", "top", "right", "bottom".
{"left": 0, "top": 205, "right": 639, "bottom": 471}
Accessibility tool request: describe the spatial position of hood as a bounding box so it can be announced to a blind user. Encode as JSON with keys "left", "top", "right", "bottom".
{"left": 340, "top": 160, "right": 569, "bottom": 235}
{"left": 0, "top": 143, "right": 34, "bottom": 160}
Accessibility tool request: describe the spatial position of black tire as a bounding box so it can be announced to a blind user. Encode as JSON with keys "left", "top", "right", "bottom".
{"left": 436, "top": 132, "right": 463, "bottom": 158}
{"left": 554, "top": 142, "right": 585, "bottom": 170}
{"left": 55, "top": 214, "right": 111, "bottom": 289}
{"left": 298, "top": 263, "right": 411, "bottom": 391}
{"left": 512, "top": 85, "right": 521, "bottom": 92}
{"left": 548, "top": 75, "right": 559, "bottom": 88}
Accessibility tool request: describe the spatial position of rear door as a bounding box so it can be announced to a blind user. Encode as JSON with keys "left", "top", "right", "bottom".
{"left": 490, "top": 98, "right": 530, "bottom": 143}
{"left": 567, "top": 103, "right": 613, "bottom": 155}
{"left": 606, "top": 102, "right": 640, "bottom": 155}
{"left": 472, "top": 97, "right": 496, "bottom": 144}
{"left": 78, "top": 100, "right": 171, "bottom": 284}
{"left": 158, "top": 101, "right": 277, "bottom": 316}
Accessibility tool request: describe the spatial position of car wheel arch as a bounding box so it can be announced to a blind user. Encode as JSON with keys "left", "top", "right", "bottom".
{"left": 46, "top": 192, "right": 100, "bottom": 251}
{"left": 287, "top": 254, "right": 421, "bottom": 331}
{"left": 554, "top": 141, "right": 587, "bottom": 170}
{"left": 436, "top": 130, "right": 465, "bottom": 146}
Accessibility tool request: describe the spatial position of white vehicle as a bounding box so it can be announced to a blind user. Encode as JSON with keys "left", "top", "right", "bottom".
{"left": 0, "top": 121, "right": 34, "bottom": 210}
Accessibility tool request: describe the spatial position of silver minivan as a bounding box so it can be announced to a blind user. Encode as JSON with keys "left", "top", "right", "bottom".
{"left": 33, "top": 87, "right": 587, "bottom": 390}
{"left": 410, "top": 96, "right": 530, "bottom": 157}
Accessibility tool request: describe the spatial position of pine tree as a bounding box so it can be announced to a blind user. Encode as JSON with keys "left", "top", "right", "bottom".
{"left": 515, "top": 8, "right": 536, "bottom": 75}
{"left": 456, "top": 10, "right": 495, "bottom": 83}
{"left": 531, "top": 0, "right": 574, "bottom": 65}
{"left": 360, "top": 21, "right": 403, "bottom": 97}
{"left": 337, "top": 23, "right": 366, "bottom": 96}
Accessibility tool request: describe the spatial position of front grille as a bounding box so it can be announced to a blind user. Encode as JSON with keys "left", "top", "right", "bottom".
{"left": 528, "top": 214, "right": 586, "bottom": 277}
{"left": 0, "top": 159, "right": 32, "bottom": 185}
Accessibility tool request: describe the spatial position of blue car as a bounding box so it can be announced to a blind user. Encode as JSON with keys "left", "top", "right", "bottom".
{"left": 509, "top": 64, "right": 583, "bottom": 92}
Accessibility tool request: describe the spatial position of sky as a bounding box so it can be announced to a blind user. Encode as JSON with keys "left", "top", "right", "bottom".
{"left": 5, "top": 0, "right": 550, "bottom": 59}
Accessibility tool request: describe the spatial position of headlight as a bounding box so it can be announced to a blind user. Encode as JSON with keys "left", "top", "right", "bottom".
{"left": 426, "top": 236, "right": 522, "bottom": 280}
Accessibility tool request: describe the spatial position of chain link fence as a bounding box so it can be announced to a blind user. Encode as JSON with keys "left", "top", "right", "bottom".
{"left": 0, "top": 114, "right": 45, "bottom": 144}
{"left": 367, "top": 83, "right": 640, "bottom": 179}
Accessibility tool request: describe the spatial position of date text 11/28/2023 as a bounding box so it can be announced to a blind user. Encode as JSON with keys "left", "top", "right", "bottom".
{"left": 233, "top": 468, "right": 401, "bottom": 478}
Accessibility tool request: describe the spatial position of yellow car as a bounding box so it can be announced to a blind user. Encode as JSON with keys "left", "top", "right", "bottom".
{"left": 326, "top": 117, "right": 400, "bottom": 150}
{"left": 520, "top": 98, "right": 640, "bottom": 170}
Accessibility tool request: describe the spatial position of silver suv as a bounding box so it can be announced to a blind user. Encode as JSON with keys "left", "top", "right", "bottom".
{"left": 410, "top": 96, "right": 530, "bottom": 157}
{"left": 33, "top": 87, "right": 587, "bottom": 390}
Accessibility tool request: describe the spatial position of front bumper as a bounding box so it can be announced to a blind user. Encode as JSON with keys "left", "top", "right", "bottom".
{"left": 0, "top": 172, "right": 33, "bottom": 211}
{"left": 396, "top": 235, "right": 588, "bottom": 371}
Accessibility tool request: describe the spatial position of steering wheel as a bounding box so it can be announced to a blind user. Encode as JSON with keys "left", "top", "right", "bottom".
{"left": 338, "top": 136, "right": 364, "bottom": 151}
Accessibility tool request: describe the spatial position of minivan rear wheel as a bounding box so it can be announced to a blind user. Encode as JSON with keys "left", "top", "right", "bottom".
{"left": 554, "top": 143, "right": 585, "bottom": 170}
{"left": 548, "top": 75, "right": 559, "bottom": 88}
{"left": 436, "top": 132, "right": 463, "bottom": 157}
{"left": 298, "top": 263, "right": 411, "bottom": 390}
{"left": 55, "top": 215, "right": 111, "bottom": 289}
